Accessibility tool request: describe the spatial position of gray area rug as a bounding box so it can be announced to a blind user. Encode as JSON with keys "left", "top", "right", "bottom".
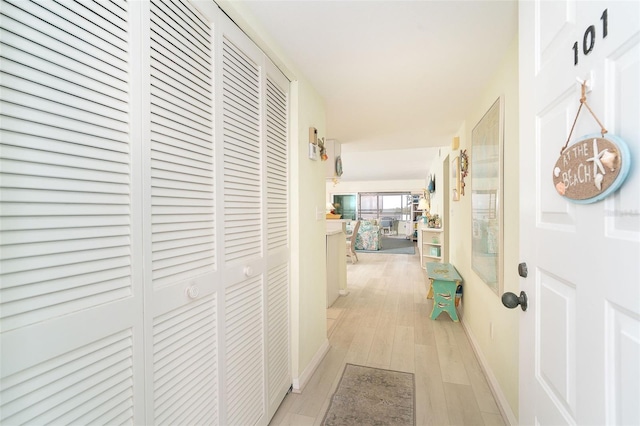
{"left": 356, "top": 236, "right": 416, "bottom": 255}
{"left": 322, "top": 364, "right": 415, "bottom": 426}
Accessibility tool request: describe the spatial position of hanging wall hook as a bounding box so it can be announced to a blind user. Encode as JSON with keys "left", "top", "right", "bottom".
{"left": 576, "top": 73, "right": 594, "bottom": 94}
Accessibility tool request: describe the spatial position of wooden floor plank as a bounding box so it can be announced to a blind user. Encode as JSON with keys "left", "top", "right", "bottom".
{"left": 390, "top": 325, "right": 415, "bottom": 372}
{"left": 270, "top": 249, "right": 505, "bottom": 426}
{"left": 444, "top": 382, "right": 486, "bottom": 425}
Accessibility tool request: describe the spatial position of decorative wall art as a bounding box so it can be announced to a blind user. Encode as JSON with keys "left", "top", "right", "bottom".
{"left": 552, "top": 81, "right": 631, "bottom": 203}
{"left": 471, "top": 97, "right": 504, "bottom": 295}
{"left": 459, "top": 149, "right": 469, "bottom": 195}
{"left": 319, "top": 137, "right": 328, "bottom": 161}
{"left": 308, "top": 127, "right": 330, "bottom": 162}
{"left": 427, "top": 174, "right": 436, "bottom": 193}
{"left": 553, "top": 135, "right": 630, "bottom": 202}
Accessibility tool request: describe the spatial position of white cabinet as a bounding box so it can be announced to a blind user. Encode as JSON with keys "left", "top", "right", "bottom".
{"left": 418, "top": 227, "right": 445, "bottom": 268}
{"left": 398, "top": 221, "right": 413, "bottom": 238}
{"left": 326, "top": 230, "right": 346, "bottom": 308}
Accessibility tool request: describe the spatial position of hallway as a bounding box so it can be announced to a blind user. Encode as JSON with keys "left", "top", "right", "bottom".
{"left": 270, "top": 251, "right": 506, "bottom": 425}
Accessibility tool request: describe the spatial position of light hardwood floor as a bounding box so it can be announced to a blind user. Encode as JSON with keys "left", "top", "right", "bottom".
{"left": 269, "top": 248, "right": 506, "bottom": 426}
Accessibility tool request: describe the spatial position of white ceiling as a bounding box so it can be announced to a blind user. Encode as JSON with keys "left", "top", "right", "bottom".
{"left": 238, "top": 0, "right": 518, "bottom": 181}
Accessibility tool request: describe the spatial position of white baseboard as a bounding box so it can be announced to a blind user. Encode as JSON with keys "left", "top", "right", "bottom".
{"left": 339, "top": 290, "right": 349, "bottom": 296}
{"left": 291, "top": 338, "right": 330, "bottom": 394}
{"left": 461, "top": 318, "right": 518, "bottom": 426}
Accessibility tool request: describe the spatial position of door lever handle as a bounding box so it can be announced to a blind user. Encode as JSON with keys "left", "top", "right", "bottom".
{"left": 502, "top": 291, "right": 528, "bottom": 311}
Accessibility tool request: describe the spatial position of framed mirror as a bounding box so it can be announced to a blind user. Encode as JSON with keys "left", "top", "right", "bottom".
{"left": 471, "top": 97, "right": 504, "bottom": 295}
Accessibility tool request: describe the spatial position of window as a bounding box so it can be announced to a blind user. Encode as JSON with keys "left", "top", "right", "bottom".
{"left": 356, "top": 193, "right": 411, "bottom": 221}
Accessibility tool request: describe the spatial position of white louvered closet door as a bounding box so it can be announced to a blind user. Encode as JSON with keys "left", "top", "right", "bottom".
{"left": 215, "top": 11, "right": 291, "bottom": 425}
{"left": 0, "top": 1, "right": 145, "bottom": 424}
{"left": 216, "top": 15, "right": 267, "bottom": 426}
{"left": 1, "top": 1, "right": 290, "bottom": 424}
{"left": 264, "top": 61, "right": 291, "bottom": 421}
{"left": 146, "top": 0, "right": 219, "bottom": 425}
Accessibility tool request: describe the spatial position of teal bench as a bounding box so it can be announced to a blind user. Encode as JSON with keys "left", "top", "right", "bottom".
{"left": 426, "top": 262, "right": 463, "bottom": 321}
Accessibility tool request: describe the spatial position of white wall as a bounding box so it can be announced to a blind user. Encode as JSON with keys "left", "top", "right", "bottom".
{"left": 217, "top": 1, "right": 329, "bottom": 390}
{"left": 446, "top": 36, "right": 520, "bottom": 420}
{"left": 290, "top": 80, "right": 329, "bottom": 382}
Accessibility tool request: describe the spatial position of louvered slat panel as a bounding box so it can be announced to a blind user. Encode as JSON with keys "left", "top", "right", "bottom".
{"left": 225, "top": 274, "right": 264, "bottom": 425}
{"left": 222, "top": 38, "right": 262, "bottom": 263}
{"left": 54, "top": 0, "right": 128, "bottom": 37}
{"left": 266, "top": 78, "right": 288, "bottom": 252}
{"left": 91, "top": 0, "right": 127, "bottom": 24}
{"left": 13, "top": 0, "right": 129, "bottom": 59}
{"left": 0, "top": 225, "right": 129, "bottom": 245}
{"left": 150, "top": 0, "right": 214, "bottom": 288}
{"left": 153, "top": 295, "right": 218, "bottom": 426}
{"left": 1, "top": 1, "right": 129, "bottom": 94}
{"left": 0, "top": 72, "right": 128, "bottom": 122}
{"left": 1, "top": 216, "right": 129, "bottom": 235}
{"left": 0, "top": 144, "right": 129, "bottom": 177}
{"left": 1, "top": 102, "right": 127, "bottom": 145}
{"left": 0, "top": 330, "right": 134, "bottom": 425}
{"left": 0, "top": 0, "right": 132, "bottom": 333}
{"left": 150, "top": 7, "right": 210, "bottom": 86}
{"left": 153, "top": 0, "right": 210, "bottom": 52}
{"left": 267, "top": 264, "right": 290, "bottom": 404}
{"left": 1, "top": 269, "right": 130, "bottom": 304}
{"left": 0, "top": 130, "right": 129, "bottom": 164}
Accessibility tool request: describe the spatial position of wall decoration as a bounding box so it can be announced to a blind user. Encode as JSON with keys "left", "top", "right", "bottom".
{"left": 427, "top": 174, "right": 436, "bottom": 193}
{"left": 319, "top": 137, "right": 328, "bottom": 161}
{"left": 553, "top": 135, "right": 631, "bottom": 203}
{"left": 552, "top": 81, "right": 631, "bottom": 203}
{"left": 471, "top": 97, "right": 503, "bottom": 295}
{"left": 308, "top": 128, "right": 330, "bottom": 162}
{"left": 459, "top": 149, "right": 469, "bottom": 195}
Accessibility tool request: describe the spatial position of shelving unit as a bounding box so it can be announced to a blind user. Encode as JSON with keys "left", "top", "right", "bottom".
{"left": 410, "top": 194, "right": 421, "bottom": 241}
{"left": 418, "top": 227, "right": 444, "bottom": 268}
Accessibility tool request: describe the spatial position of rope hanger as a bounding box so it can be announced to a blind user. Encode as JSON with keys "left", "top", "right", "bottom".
{"left": 560, "top": 80, "right": 608, "bottom": 155}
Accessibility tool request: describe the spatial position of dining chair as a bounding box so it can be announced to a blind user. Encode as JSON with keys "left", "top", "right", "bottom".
{"left": 346, "top": 220, "right": 360, "bottom": 264}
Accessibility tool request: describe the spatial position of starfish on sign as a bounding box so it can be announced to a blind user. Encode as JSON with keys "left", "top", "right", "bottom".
{"left": 587, "top": 138, "right": 606, "bottom": 175}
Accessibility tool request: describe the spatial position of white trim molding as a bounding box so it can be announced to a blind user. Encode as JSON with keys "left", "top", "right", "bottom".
{"left": 461, "top": 318, "right": 518, "bottom": 425}
{"left": 291, "top": 339, "right": 330, "bottom": 394}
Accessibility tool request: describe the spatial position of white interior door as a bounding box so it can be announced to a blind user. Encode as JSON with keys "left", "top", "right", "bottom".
{"left": 519, "top": 1, "right": 640, "bottom": 424}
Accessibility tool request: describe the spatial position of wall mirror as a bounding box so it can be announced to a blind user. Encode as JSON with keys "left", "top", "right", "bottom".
{"left": 471, "top": 97, "right": 504, "bottom": 295}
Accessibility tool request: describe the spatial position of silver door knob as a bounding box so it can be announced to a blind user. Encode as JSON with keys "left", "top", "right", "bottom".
{"left": 502, "top": 291, "right": 528, "bottom": 311}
